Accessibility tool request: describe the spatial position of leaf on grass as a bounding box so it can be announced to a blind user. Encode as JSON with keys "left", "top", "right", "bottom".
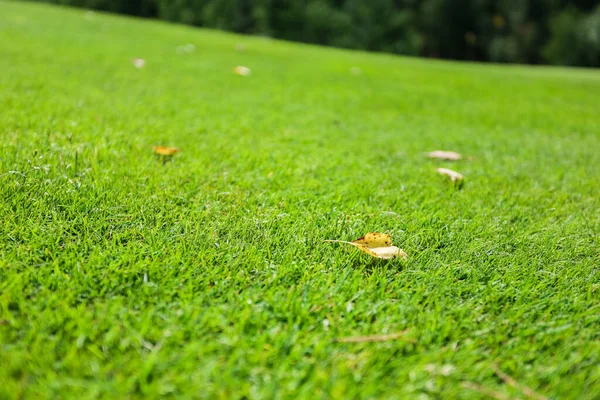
{"left": 352, "top": 232, "right": 392, "bottom": 247}
{"left": 436, "top": 167, "right": 463, "bottom": 182}
{"left": 176, "top": 44, "right": 196, "bottom": 54}
{"left": 233, "top": 66, "right": 251, "bottom": 76}
{"left": 153, "top": 146, "right": 180, "bottom": 156}
{"left": 325, "top": 232, "right": 407, "bottom": 260}
{"left": 368, "top": 246, "right": 407, "bottom": 259}
{"left": 426, "top": 150, "right": 462, "bottom": 160}
{"left": 131, "top": 58, "right": 146, "bottom": 68}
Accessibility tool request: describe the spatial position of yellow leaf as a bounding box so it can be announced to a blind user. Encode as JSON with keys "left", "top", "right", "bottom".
{"left": 352, "top": 232, "right": 391, "bottom": 248}
{"left": 153, "top": 146, "right": 180, "bottom": 156}
{"left": 325, "top": 232, "right": 407, "bottom": 260}
{"left": 233, "top": 65, "right": 251, "bottom": 76}
{"left": 493, "top": 15, "right": 506, "bottom": 29}
{"left": 426, "top": 150, "right": 462, "bottom": 160}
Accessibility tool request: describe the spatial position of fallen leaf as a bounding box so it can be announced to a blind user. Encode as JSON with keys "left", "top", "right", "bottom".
{"left": 233, "top": 65, "right": 251, "bottom": 76}
{"left": 176, "top": 44, "right": 196, "bottom": 54}
{"left": 426, "top": 150, "right": 462, "bottom": 160}
{"left": 131, "top": 58, "right": 146, "bottom": 68}
{"left": 368, "top": 246, "right": 406, "bottom": 259}
{"left": 325, "top": 232, "right": 408, "bottom": 260}
{"left": 436, "top": 167, "right": 463, "bottom": 182}
{"left": 352, "top": 232, "right": 392, "bottom": 247}
{"left": 153, "top": 146, "right": 180, "bottom": 156}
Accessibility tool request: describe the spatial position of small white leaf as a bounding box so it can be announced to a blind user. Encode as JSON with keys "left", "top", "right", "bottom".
{"left": 427, "top": 151, "right": 462, "bottom": 161}
{"left": 131, "top": 58, "right": 145, "bottom": 68}
{"left": 370, "top": 246, "right": 408, "bottom": 260}
{"left": 436, "top": 167, "right": 464, "bottom": 182}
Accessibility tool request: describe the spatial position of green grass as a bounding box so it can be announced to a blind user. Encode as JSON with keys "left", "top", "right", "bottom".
{"left": 1, "top": 1, "right": 599, "bottom": 398}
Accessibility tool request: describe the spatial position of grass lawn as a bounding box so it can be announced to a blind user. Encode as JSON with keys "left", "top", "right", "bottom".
{"left": 1, "top": 1, "right": 599, "bottom": 398}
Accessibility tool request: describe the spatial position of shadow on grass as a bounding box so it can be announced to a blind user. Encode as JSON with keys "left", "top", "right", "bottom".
{"left": 358, "top": 257, "right": 407, "bottom": 275}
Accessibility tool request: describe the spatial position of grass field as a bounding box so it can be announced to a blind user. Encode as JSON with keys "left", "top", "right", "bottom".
{"left": 1, "top": 1, "right": 599, "bottom": 398}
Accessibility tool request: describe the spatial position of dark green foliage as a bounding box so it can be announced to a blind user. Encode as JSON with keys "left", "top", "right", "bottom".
{"left": 543, "top": 5, "right": 600, "bottom": 67}
{"left": 20, "top": 0, "right": 600, "bottom": 65}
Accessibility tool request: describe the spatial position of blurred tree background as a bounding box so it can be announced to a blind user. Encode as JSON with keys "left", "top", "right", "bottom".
{"left": 27, "top": 0, "right": 600, "bottom": 67}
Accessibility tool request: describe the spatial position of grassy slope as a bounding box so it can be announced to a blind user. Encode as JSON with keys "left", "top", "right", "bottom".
{"left": 1, "top": 1, "right": 599, "bottom": 398}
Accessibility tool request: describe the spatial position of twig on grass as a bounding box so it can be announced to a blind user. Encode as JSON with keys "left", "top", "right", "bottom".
{"left": 336, "top": 329, "right": 415, "bottom": 343}
{"left": 461, "top": 381, "right": 511, "bottom": 400}
{"left": 491, "top": 364, "right": 548, "bottom": 400}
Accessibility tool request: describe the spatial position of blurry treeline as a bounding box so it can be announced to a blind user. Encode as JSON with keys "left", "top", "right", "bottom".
{"left": 31, "top": 0, "right": 600, "bottom": 67}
